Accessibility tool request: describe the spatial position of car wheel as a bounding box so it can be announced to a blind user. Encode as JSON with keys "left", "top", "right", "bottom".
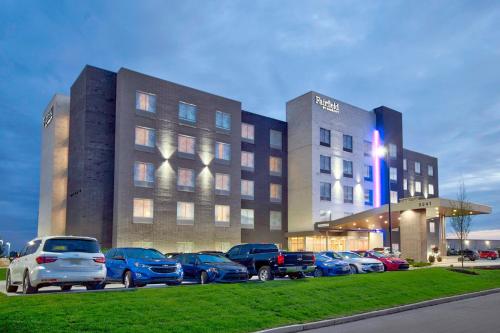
{"left": 350, "top": 265, "right": 358, "bottom": 274}
{"left": 313, "top": 268, "right": 324, "bottom": 278}
{"left": 22, "top": 271, "right": 37, "bottom": 294}
{"left": 86, "top": 282, "right": 105, "bottom": 290}
{"left": 61, "top": 285, "right": 72, "bottom": 292}
{"left": 123, "top": 271, "right": 135, "bottom": 288}
{"left": 6, "top": 270, "right": 18, "bottom": 293}
{"left": 383, "top": 265, "right": 388, "bottom": 272}
{"left": 135, "top": 283, "right": 146, "bottom": 288}
{"left": 257, "top": 266, "right": 274, "bottom": 281}
{"left": 200, "top": 271, "right": 209, "bottom": 284}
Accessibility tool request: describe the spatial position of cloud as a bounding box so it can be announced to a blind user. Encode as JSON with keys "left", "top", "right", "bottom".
{"left": 447, "top": 229, "right": 500, "bottom": 241}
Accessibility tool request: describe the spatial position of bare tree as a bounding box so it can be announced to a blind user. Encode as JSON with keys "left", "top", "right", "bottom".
{"left": 449, "top": 181, "right": 473, "bottom": 268}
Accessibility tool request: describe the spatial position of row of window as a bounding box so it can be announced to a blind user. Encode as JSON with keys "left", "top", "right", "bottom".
{"left": 133, "top": 198, "right": 282, "bottom": 230}
{"left": 242, "top": 123, "right": 283, "bottom": 150}
{"left": 319, "top": 155, "right": 373, "bottom": 181}
{"left": 319, "top": 183, "right": 373, "bottom": 205}
{"left": 403, "top": 179, "right": 435, "bottom": 195}
{"left": 403, "top": 159, "right": 434, "bottom": 176}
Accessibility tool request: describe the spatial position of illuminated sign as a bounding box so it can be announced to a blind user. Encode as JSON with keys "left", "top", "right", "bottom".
{"left": 315, "top": 96, "right": 339, "bottom": 113}
{"left": 372, "top": 130, "right": 381, "bottom": 207}
{"left": 43, "top": 106, "right": 54, "bottom": 128}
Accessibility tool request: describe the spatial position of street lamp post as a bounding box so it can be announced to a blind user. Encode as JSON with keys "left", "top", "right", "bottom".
{"left": 377, "top": 146, "right": 393, "bottom": 255}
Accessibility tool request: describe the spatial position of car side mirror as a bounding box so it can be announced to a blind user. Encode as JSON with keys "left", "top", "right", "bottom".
{"left": 113, "top": 255, "right": 125, "bottom": 261}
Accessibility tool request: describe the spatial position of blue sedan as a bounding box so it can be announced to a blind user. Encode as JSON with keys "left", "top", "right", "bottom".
{"left": 175, "top": 253, "right": 248, "bottom": 284}
{"left": 311, "top": 253, "right": 351, "bottom": 277}
{"left": 105, "top": 248, "right": 183, "bottom": 288}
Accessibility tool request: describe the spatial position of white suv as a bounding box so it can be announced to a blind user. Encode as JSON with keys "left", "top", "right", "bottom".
{"left": 6, "top": 236, "right": 106, "bottom": 294}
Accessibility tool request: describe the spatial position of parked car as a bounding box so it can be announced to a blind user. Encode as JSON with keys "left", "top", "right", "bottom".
{"left": 105, "top": 248, "right": 183, "bottom": 288}
{"left": 226, "top": 243, "right": 315, "bottom": 281}
{"left": 354, "top": 250, "right": 409, "bottom": 271}
{"left": 458, "top": 249, "right": 480, "bottom": 261}
{"left": 334, "top": 251, "right": 384, "bottom": 274}
{"left": 373, "top": 247, "right": 401, "bottom": 258}
{"left": 5, "top": 236, "right": 106, "bottom": 294}
{"left": 311, "top": 252, "right": 350, "bottom": 277}
{"left": 447, "top": 248, "right": 458, "bottom": 256}
{"left": 174, "top": 253, "right": 248, "bottom": 284}
{"left": 479, "top": 250, "right": 497, "bottom": 260}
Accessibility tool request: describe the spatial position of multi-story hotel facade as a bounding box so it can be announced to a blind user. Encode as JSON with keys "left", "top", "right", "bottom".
{"left": 38, "top": 65, "right": 491, "bottom": 261}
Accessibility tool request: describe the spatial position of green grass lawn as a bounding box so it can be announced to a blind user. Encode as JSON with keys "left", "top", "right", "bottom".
{"left": 1, "top": 268, "right": 499, "bottom": 333}
{"left": 0, "top": 268, "right": 5, "bottom": 281}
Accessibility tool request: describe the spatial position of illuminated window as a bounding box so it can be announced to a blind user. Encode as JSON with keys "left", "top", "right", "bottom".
{"left": 270, "top": 183, "right": 282, "bottom": 203}
{"left": 177, "top": 168, "right": 195, "bottom": 191}
{"left": 415, "top": 181, "right": 422, "bottom": 193}
{"left": 429, "top": 222, "right": 435, "bottom": 233}
{"left": 241, "top": 209, "right": 254, "bottom": 229}
{"left": 270, "top": 130, "right": 282, "bottom": 150}
{"left": 390, "top": 167, "right": 397, "bottom": 182}
{"left": 343, "top": 186, "right": 353, "bottom": 204}
{"left": 178, "top": 135, "right": 195, "bottom": 155}
{"left": 428, "top": 165, "right": 434, "bottom": 177}
{"left": 320, "top": 155, "right": 331, "bottom": 174}
{"left": 320, "top": 182, "right": 331, "bottom": 201}
{"left": 133, "top": 198, "right": 153, "bottom": 222}
{"left": 241, "top": 123, "right": 254, "bottom": 141}
{"left": 136, "top": 91, "right": 156, "bottom": 113}
{"left": 415, "top": 162, "right": 421, "bottom": 174}
{"left": 179, "top": 102, "right": 197, "bottom": 123}
{"left": 288, "top": 237, "right": 305, "bottom": 251}
{"left": 343, "top": 134, "right": 353, "bottom": 152}
{"left": 364, "top": 165, "right": 373, "bottom": 181}
{"left": 216, "top": 111, "right": 231, "bottom": 130}
{"left": 241, "top": 151, "right": 254, "bottom": 170}
{"left": 389, "top": 144, "right": 397, "bottom": 158}
{"left": 215, "top": 205, "right": 230, "bottom": 224}
{"left": 403, "top": 178, "right": 408, "bottom": 191}
{"left": 134, "top": 162, "right": 154, "bottom": 187}
{"left": 270, "top": 156, "right": 282, "bottom": 176}
{"left": 343, "top": 160, "right": 353, "bottom": 178}
{"left": 403, "top": 158, "right": 407, "bottom": 170}
{"left": 270, "top": 211, "right": 282, "bottom": 230}
{"left": 241, "top": 180, "right": 254, "bottom": 199}
{"left": 215, "top": 142, "right": 231, "bottom": 161}
{"left": 364, "top": 189, "right": 373, "bottom": 206}
{"left": 428, "top": 184, "right": 434, "bottom": 195}
{"left": 135, "top": 126, "right": 155, "bottom": 148}
{"left": 390, "top": 191, "right": 398, "bottom": 204}
{"left": 215, "top": 173, "right": 230, "bottom": 194}
{"left": 177, "top": 202, "right": 194, "bottom": 223}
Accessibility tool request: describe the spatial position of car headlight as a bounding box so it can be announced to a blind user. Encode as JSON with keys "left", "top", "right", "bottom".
{"left": 134, "top": 262, "right": 148, "bottom": 268}
{"left": 176, "top": 262, "right": 182, "bottom": 270}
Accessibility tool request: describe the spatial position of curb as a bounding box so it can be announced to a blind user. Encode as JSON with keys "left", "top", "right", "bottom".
{"left": 254, "top": 288, "right": 500, "bottom": 333}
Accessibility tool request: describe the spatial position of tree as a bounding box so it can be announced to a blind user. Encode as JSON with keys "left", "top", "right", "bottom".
{"left": 449, "top": 181, "right": 473, "bottom": 268}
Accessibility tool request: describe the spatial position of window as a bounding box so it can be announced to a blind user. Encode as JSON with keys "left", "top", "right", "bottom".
{"left": 216, "top": 111, "right": 231, "bottom": 130}
{"left": 215, "top": 173, "right": 230, "bottom": 195}
{"left": 241, "top": 180, "right": 254, "bottom": 199}
{"left": 269, "top": 156, "right": 282, "bottom": 176}
{"left": 390, "top": 167, "right": 397, "bottom": 182}
{"left": 389, "top": 143, "right": 397, "bottom": 158}
{"left": 177, "top": 168, "right": 195, "bottom": 191}
{"left": 415, "top": 181, "right": 422, "bottom": 193}
{"left": 241, "top": 123, "right": 254, "bottom": 141}
{"left": 178, "top": 102, "right": 197, "bottom": 123}
{"left": 177, "top": 202, "right": 194, "bottom": 224}
{"left": 134, "top": 162, "right": 154, "bottom": 187}
{"left": 429, "top": 222, "right": 435, "bottom": 233}
{"left": 241, "top": 151, "right": 254, "bottom": 170}
{"left": 390, "top": 191, "right": 398, "bottom": 204}
{"left": 270, "top": 130, "right": 282, "bottom": 150}
{"left": 428, "top": 184, "right": 435, "bottom": 195}
{"left": 428, "top": 165, "right": 434, "bottom": 176}
{"left": 178, "top": 135, "right": 195, "bottom": 155}
{"left": 270, "top": 183, "right": 282, "bottom": 203}
{"left": 403, "top": 158, "right": 407, "bottom": 171}
{"left": 415, "top": 162, "right": 421, "bottom": 174}
{"left": 133, "top": 198, "right": 153, "bottom": 223}
{"left": 403, "top": 178, "right": 408, "bottom": 191}
{"left": 135, "top": 126, "right": 155, "bottom": 148}
{"left": 270, "top": 211, "right": 282, "bottom": 230}
{"left": 364, "top": 189, "right": 373, "bottom": 206}
{"left": 215, "top": 142, "right": 231, "bottom": 161}
{"left": 136, "top": 91, "right": 156, "bottom": 113}
{"left": 343, "top": 134, "right": 353, "bottom": 152}
{"left": 364, "top": 165, "right": 373, "bottom": 181}
{"left": 320, "top": 128, "right": 331, "bottom": 147}
{"left": 215, "top": 205, "right": 230, "bottom": 224}
{"left": 320, "top": 182, "right": 331, "bottom": 201}
{"left": 343, "top": 160, "right": 353, "bottom": 178}
{"left": 241, "top": 209, "right": 254, "bottom": 229}
{"left": 320, "top": 155, "right": 331, "bottom": 174}
{"left": 343, "top": 186, "right": 353, "bottom": 204}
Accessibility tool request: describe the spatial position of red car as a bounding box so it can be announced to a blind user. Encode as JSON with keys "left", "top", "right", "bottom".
{"left": 479, "top": 250, "right": 498, "bottom": 260}
{"left": 355, "top": 250, "right": 409, "bottom": 271}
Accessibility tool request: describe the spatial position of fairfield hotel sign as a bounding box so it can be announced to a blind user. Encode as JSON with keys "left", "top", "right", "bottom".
{"left": 315, "top": 95, "right": 340, "bottom": 113}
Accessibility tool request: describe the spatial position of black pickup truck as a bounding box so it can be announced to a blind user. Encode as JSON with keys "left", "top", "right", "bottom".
{"left": 226, "top": 243, "right": 315, "bottom": 281}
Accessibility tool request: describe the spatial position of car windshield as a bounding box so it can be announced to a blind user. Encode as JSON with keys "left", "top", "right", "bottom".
{"left": 323, "top": 252, "right": 343, "bottom": 260}
{"left": 124, "top": 248, "right": 165, "bottom": 259}
{"left": 339, "top": 252, "right": 362, "bottom": 259}
{"left": 315, "top": 254, "right": 333, "bottom": 262}
{"left": 369, "top": 251, "right": 388, "bottom": 258}
{"left": 43, "top": 238, "right": 100, "bottom": 253}
{"left": 198, "top": 254, "right": 232, "bottom": 263}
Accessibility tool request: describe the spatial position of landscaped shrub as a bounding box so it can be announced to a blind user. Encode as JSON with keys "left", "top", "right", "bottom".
{"left": 428, "top": 255, "right": 436, "bottom": 263}
{"left": 448, "top": 268, "right": 479, "bottom": 275}
{"left": 437, "top": 256, "right": 443, "bottom": 262}
{"left": 411, "top": 261, "right": 432, "bottom": 267}
{"left": 406, "top": 258, "right": 415, "bottom": 265}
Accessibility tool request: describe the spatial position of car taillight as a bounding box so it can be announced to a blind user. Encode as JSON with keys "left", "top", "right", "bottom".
{"left": 36, "top": 256, "right": 58, "bottom": 264}
{"left": 93, "top": 257, "right": 106, "bottom": 264}
{"left": 277, "top": 253, "right": 285, "bottom": 265}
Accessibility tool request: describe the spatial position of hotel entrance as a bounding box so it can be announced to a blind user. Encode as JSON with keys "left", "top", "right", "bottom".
{"left": 286, "top": 232, "right": 380, "bottom": 252}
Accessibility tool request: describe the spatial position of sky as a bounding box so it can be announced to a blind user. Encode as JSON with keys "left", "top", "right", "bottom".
{"left": 0, "top": 0, "right": 499, "bottom": 250}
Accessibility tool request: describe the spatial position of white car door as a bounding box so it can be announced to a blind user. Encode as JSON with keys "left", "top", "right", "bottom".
{"left": 10, "top": 245, "right": 28, "bottom": 282}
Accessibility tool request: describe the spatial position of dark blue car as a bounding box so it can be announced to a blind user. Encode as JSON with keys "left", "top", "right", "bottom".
{"left": 105, "top": 248, "right": 183, "bottom": 288}
{"left": 175, "top": 253, "right": 248, "bottom": 284}
{"left": 311, "top": 252, "right": 351, "bottom": 277}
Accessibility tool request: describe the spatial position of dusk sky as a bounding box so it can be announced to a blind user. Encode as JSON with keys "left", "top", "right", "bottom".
{"left": 1, "top": 1, "right": 499, "bottom": 249}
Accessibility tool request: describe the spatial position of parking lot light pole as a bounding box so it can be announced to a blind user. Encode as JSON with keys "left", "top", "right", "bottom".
{"left": 377, "top": 146, "right": 393, "bottom": 255}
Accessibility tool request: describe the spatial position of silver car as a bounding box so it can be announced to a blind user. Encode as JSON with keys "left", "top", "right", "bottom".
{"left": 6, "top": 236, "right": 106, "bottom": 294}
{"left": 337, "top": 251, "right": 384, "bottom": 274}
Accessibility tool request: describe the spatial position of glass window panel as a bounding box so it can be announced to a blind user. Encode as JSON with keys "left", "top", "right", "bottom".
{"left": 177, "top": 168, "right": 195, "bottom": 187}
{"left": 215, "top": 173, "right": 230, "bottom": 191}
{"left": 343, "top": 134, "right": 353, "bottom": 152}
{"left": 320, "top": 182, "right": 331, "bottom": 201}
{"left": 215, "top": 205, "right": 230, "bottom": 223}
{"left": 216, "top": 111, "right": 231, "bottom": 130}
{"left": 215, "top": 142, "right": 231, "bottom": 161}
{"left": 270, "top": 130, "right": 282, "bottom": 150}
{"left": 241, "top": 151, "right": 254, "bottom": 169}
{"left": 178, "top": 135, "right": 195, "bottom": 154}
{"left": 389, "top": 144, "right": 397, "bottom": 158}
{"left": 241, "top": 180, "right": 254, "bottom": 198}
{"left": 269, "top": 156, "right": 282, "bottom": 175}
{"left": 241, "top": 209, "right": 254, "bottom": 229}
{"left": 390, "top": 167, "right": 397, "bottom": 182}
{"left": 179, "top": 102, "right": 197, "bottom": 122}
{"left": 133, "top": 198, "right": 153, "bottom": 218}
{"left": 343, "top": 186, "right": 353, "bottom": 203}
{"left": 135, "top": 126, "right": 155, "bottom": 147}
{"left": 136, "top": 91, "right": 156, "bottom": 113}
{"left": 343, "top": 160, "right": 353, "bottom": 178}
{"left": 320, "top": 128, "right": 331, "bottom": 146}
{"left": 241, "top": 123, "right": 255, "bottom": 141}
{"left": 270, "top": 211, "right": 282, "bottom": 230}
{"left": 270, "top": 183, "right": 282, "bottom": 202}
{"left": 177, "top": 202, "right": 194, "bottom": 220}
